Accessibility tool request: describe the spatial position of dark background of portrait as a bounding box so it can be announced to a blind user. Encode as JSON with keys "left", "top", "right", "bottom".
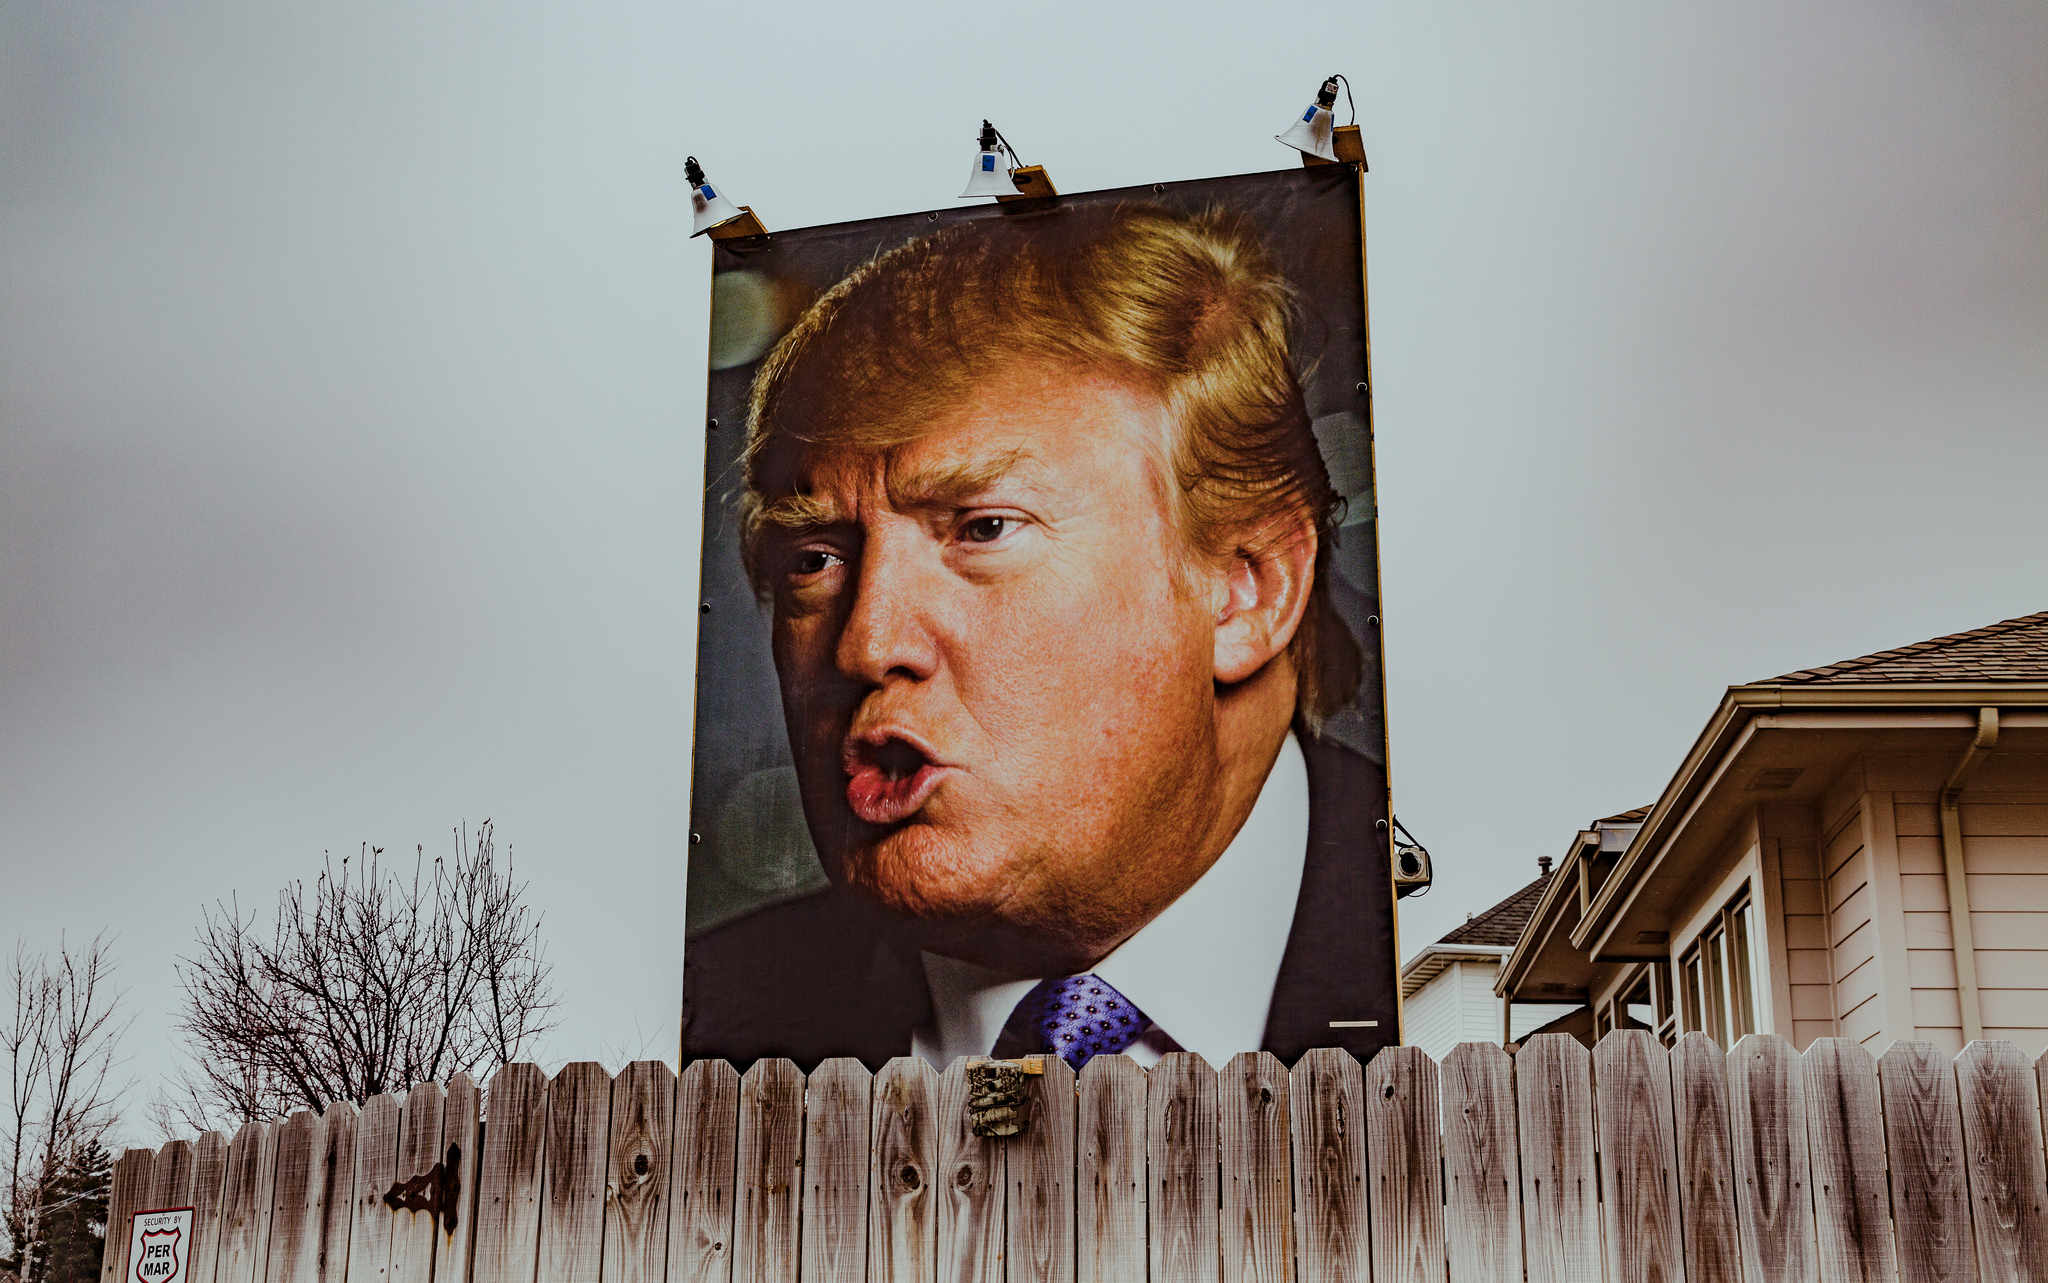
{"left": 686, "top": 165, "right": 1389, "bottom": 949}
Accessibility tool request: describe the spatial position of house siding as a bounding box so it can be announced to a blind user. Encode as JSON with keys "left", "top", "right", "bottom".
{"left": 1824, "top": 802, "right": 1882, "bottom": 1045}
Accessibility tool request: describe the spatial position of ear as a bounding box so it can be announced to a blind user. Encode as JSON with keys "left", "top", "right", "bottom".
{"left": 1210, "top": 509, "right": 1317, "bottom": 686}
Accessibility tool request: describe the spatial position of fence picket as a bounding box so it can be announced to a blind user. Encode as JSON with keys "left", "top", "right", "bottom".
{"left": 219, "top": 1121, "right": 277, "bottom": 1283}
{"left": 1803, "top": 1039, "right": 1898, "bottom": 1283}
{"left": 1726, "top": 1034, "right": 1817, "bottom": 1283}
{"left": 1441, "top": 1042, "right": 1522, "bottom": 1283}
{"left": 344, "top": 1096, "right": 400, "bottom": 1283}
{"left": 668, "top": 1061, "right": 740, "bottom": 1283}
{"left": 146, "top": 1139, "right": 194, "bottom": 1220}
{"left": 1289, "top": 1047, "right": 1367, "bottom": 1283}
{"left": 1516, "top": 1034, "right": 1600, "bottom": 1283}
{"left": 187, "top": 1131, "right": 234, "bottom": 1283}
{"left": 1077, "top": 1056, "right": 1147, "bottom": 1283}
{"left": 540, "top": 1063, "right": 614, "bottom": 1283}
{"left": 432, "top": 1076, "right": 481, "bottom": 1283}
{"left": 101, "top": 1147, "right": 155, "bottom": 1283}
{"left": 1218, "top": 1052, "right": 1291, "bottom": 1283}
{"left": 1955, "top": 1040, "right": 2048, "bottom": 1282}
{"left": 1367, "top": 1046, "right": 1445, "bottom": 1283}
{"left": 1593, "top": 1031, "right": 1685, "bottom": 1283}
{"left": 605, "top": 1061, "right": 679, "bottom": 1283}
{"left": 314, "top": 1103, "right": 362, "bottom": 1283}
{"left": 469, "top": 1063, "right": 548, "bottom": 1283}
{"left": 733, "top": 1058, "right": 804, "bottom": 1283}
{"left": 1877, "top": 1041, "right": 1972, "bottom": 1283}
{"left": 869, "top": 1057, "right": 939, "bottom": 1283}
{"left": 801, "top": 1058, "right": 873, "bottom": 1283}
{"left": 265, "top": 1111, "right": 329, "bottom": 1283}
{"left": 1148, "top": 1052, "right": 1220, "bottom": 1283}
{"left": 1007, "top": 1054, "right": 1076, "bottom": 1283}
{"left": 934, "top": 1058, "right": 1004, "bottom": 1283}
{"left": 390, "top": 1083, "right": 447, "bottom": 1283}
{"left": 1667, "top": 1034, "right": 1742, "bottom": 1283}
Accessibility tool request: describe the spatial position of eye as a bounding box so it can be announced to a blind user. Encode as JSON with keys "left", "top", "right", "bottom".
{"left": 959, "top": 516, "right": 1012, "bottom": 544}
{"left": 789, "top": 548, "right": 842, "bottom": 577}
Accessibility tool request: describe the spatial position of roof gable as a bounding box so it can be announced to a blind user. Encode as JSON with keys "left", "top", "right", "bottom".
{"left": 1765, "top": 610, "right": 2048, "bottom": 685}
{"left": 1438, "top": 872, "right": 1551, "bottom": 947}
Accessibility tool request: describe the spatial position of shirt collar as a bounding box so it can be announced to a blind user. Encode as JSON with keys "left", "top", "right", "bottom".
{"left": 913, "top": 731, "right": 1310, "bottom": 1066}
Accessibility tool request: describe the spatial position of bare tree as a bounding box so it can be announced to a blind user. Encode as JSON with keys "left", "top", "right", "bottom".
{"left": 3, "top": 935, "right": 129, "bottom": 1283}
{"left": 167, "top": 821, "right": 555, "bottom": 1127}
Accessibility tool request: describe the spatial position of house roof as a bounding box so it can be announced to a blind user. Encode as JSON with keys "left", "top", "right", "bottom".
{"left": 1765, "top": 610, "right": 2048, "bottom": 685}
{"left": 1437, "top": 871, "right": 1552, "bottom": 947}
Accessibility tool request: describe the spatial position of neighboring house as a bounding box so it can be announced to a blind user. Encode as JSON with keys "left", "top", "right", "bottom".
{"left": 1400, "top": 862, "right": 1582, "bottom": 1060}
{"left": 1498, "top": 610, "right": 2048, "bottom": 1058}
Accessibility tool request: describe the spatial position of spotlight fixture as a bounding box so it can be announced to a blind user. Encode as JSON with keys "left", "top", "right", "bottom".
{"left": 1276, "top": 74, "right": 1366, "bottom": 167}
{"left": 1391, "top": 817, "right": 1433, "bottom": 899}
{"left": 686, "top": 156, "right": 767, "bottom": 240}
{"left": 959, "top": 120, "right": 1059, "bottom": 202}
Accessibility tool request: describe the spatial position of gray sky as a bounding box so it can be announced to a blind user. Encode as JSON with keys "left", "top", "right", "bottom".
{"left": 3, "top": 0, "right": 2044, "bottom": 1140}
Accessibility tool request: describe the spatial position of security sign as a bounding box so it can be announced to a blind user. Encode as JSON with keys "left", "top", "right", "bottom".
{"left": 127, "top": 1207, "right": 193, "bottom": 1283}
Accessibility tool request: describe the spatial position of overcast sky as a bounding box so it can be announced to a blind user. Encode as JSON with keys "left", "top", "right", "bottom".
{"left": 3, "top": 0, "right": 2044, "bottom": 1141}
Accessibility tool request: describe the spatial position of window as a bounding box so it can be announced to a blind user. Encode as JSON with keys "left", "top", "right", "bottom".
{"left": 1680, "top": 885, "right": 1759, "bottom": 1046}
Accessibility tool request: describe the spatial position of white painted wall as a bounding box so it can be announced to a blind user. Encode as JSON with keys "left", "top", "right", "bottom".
{"left": 1405, "top": 957, "right": 1581, "bottom": 1060}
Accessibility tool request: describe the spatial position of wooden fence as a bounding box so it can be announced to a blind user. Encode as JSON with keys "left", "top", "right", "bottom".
{"left": 100, "top": 1032, "right": 2048, "bottom": 1283}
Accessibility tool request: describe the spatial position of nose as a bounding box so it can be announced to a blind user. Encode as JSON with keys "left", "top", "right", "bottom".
{"left": 834, "top": 529, "right": 941, "bottom": 687}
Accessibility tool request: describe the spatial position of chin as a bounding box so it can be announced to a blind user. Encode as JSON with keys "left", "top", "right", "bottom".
{"left": 835, "top": 822, "right": 1018, "bottom": 923}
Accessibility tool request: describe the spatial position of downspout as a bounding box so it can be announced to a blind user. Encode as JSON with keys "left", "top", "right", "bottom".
{"left": 1940, "top": 707, "right": 1999, "bottom": 1044}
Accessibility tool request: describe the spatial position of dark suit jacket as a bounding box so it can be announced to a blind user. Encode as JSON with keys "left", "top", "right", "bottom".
{"left": 681, "top": 727, "right": 1397, "bottom": 1071}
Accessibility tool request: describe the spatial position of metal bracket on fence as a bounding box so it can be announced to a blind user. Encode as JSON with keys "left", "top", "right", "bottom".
{"left": 383, "top": 1145, "right": 462, "bottom": 1235}
{"left": 966, "top": 1056, "right": 1044, "bottom": 1138}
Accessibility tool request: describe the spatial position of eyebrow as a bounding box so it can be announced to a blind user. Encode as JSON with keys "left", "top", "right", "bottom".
{"left": 753, "top": 447, "right": 1037, "bottom": 536}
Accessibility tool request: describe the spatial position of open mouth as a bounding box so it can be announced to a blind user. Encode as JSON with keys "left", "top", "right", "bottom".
{"left": 843, "top": 732, "right": 947, "bottom": 826}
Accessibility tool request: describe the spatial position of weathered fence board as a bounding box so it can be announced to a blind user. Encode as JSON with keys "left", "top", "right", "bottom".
{"left": 1727, "top": 1034, "right": 1817, "bottom": 1283}
{"left": 187, "top": 1130, "right": 235, "bottom": 1283}
{"left": 266, "top": 1110, "right": 331, "bottom": 1283}
{"left": 870, "top": 1058, "right": 939, "bottom": 1283}
{"left": 1955, "top": 1040, "right": 2048, "bottom": 1283}
{"left": 219, "top": 1120, "right": 275, "bottom": 1283}
{"left": 540, "top": 1063, "right": 613, "bottom": 1283}
{"left": 933, "top": 1057, "right": 1003, "bottom": 1283}
{"left": 1148, "top": 1053, "right": 1220, "bottom": 1283}
{"left": 669, "top": 1060, "right": 739, "bottom": 1283}
{"left": 101, "top": 1145, "right": 153, "bottom": 1283}
{"left": 1440, "top": 1042, "right": 1521, "bottom": 1283}
{"left": 1594, "top": 1030, "right": 1685, "bottom": 1283}
{"left": 1007, "top": 1054, "right": 1076, "bottom": 1283}
{"left": 1878, "top": 1041, "right": 1974, "bottom": 1283}
{"left": 1803, "top": 1039, "right": 1898, "bottom": 1283}
{"left": 315, "top": 1103, "right": 362, "bottom": 1283}
{"left": 470, "top": 1063, "right": 548, "bottom": 1283}
{"left": 606, "top": 1061, "right": 679, "bottom": 1283}
{"left": 112, "top": 1034, "right": 2048, "bottom": 1283}
{"left": 346, "top": 1094, "right": 402, "bottom": 1283}
{"left": 733, "top": 1059, "right": 804, "bottom": 1283}
{"left": 1517, "top": 1034, "right": 1602, "bottom": 1283}
{"left": 800, "top": 1058, "right": 872, "bottom": 1283}
{"left": 1367, "top": 1044, "right": 1446, "bottom": 1283}
{"left": 1667, "top": 1034, "right": 1743, "bottom": 1283}
{"left": 391, "top": 1082, "right": 447, "bottom": 1283}
{"left": 1218, "top": 1052, "right": 1291, "bottom": 1283}
{"left": 1289, "top": 1047, "right": 1367, "bottom": 1283}
{"left": 433, "top": 1076, "right": 481, "bottom": 1283}
{"left": 1076, "top": 1055, "right": 1146, "bottom": 1283}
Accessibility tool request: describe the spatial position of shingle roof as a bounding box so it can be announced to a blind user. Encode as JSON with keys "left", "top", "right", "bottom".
{"left": 1437, "top": 871, "right": 1551, "bottom": 947}
{"left": 1764, "top": 610, "right": 2048, "bottom": 685}
{"left": 1598, "top": 806, "right": 1652, "bottom": 825}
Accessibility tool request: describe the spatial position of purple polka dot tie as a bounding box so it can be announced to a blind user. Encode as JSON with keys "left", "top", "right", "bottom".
{"left": 1011, "top": 973, "right": 1150, "bottom": 1070}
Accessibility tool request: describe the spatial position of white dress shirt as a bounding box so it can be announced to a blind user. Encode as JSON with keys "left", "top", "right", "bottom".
{"left": 911, "top": 731, "right": 1311, "bottom": 1068}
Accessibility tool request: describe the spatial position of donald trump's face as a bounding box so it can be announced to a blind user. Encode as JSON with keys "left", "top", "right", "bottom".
{"left": 759, "top": 357, "right": 1314, "bottom": 971}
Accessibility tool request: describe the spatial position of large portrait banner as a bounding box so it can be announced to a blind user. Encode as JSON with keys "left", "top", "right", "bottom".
{"left": 683, "top": 165, "right": 1396, "bottom": 1072}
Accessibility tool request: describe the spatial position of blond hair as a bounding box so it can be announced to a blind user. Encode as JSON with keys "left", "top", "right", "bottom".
{"left": 741, "top": 203, "right": 1361, "bottom": 720}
